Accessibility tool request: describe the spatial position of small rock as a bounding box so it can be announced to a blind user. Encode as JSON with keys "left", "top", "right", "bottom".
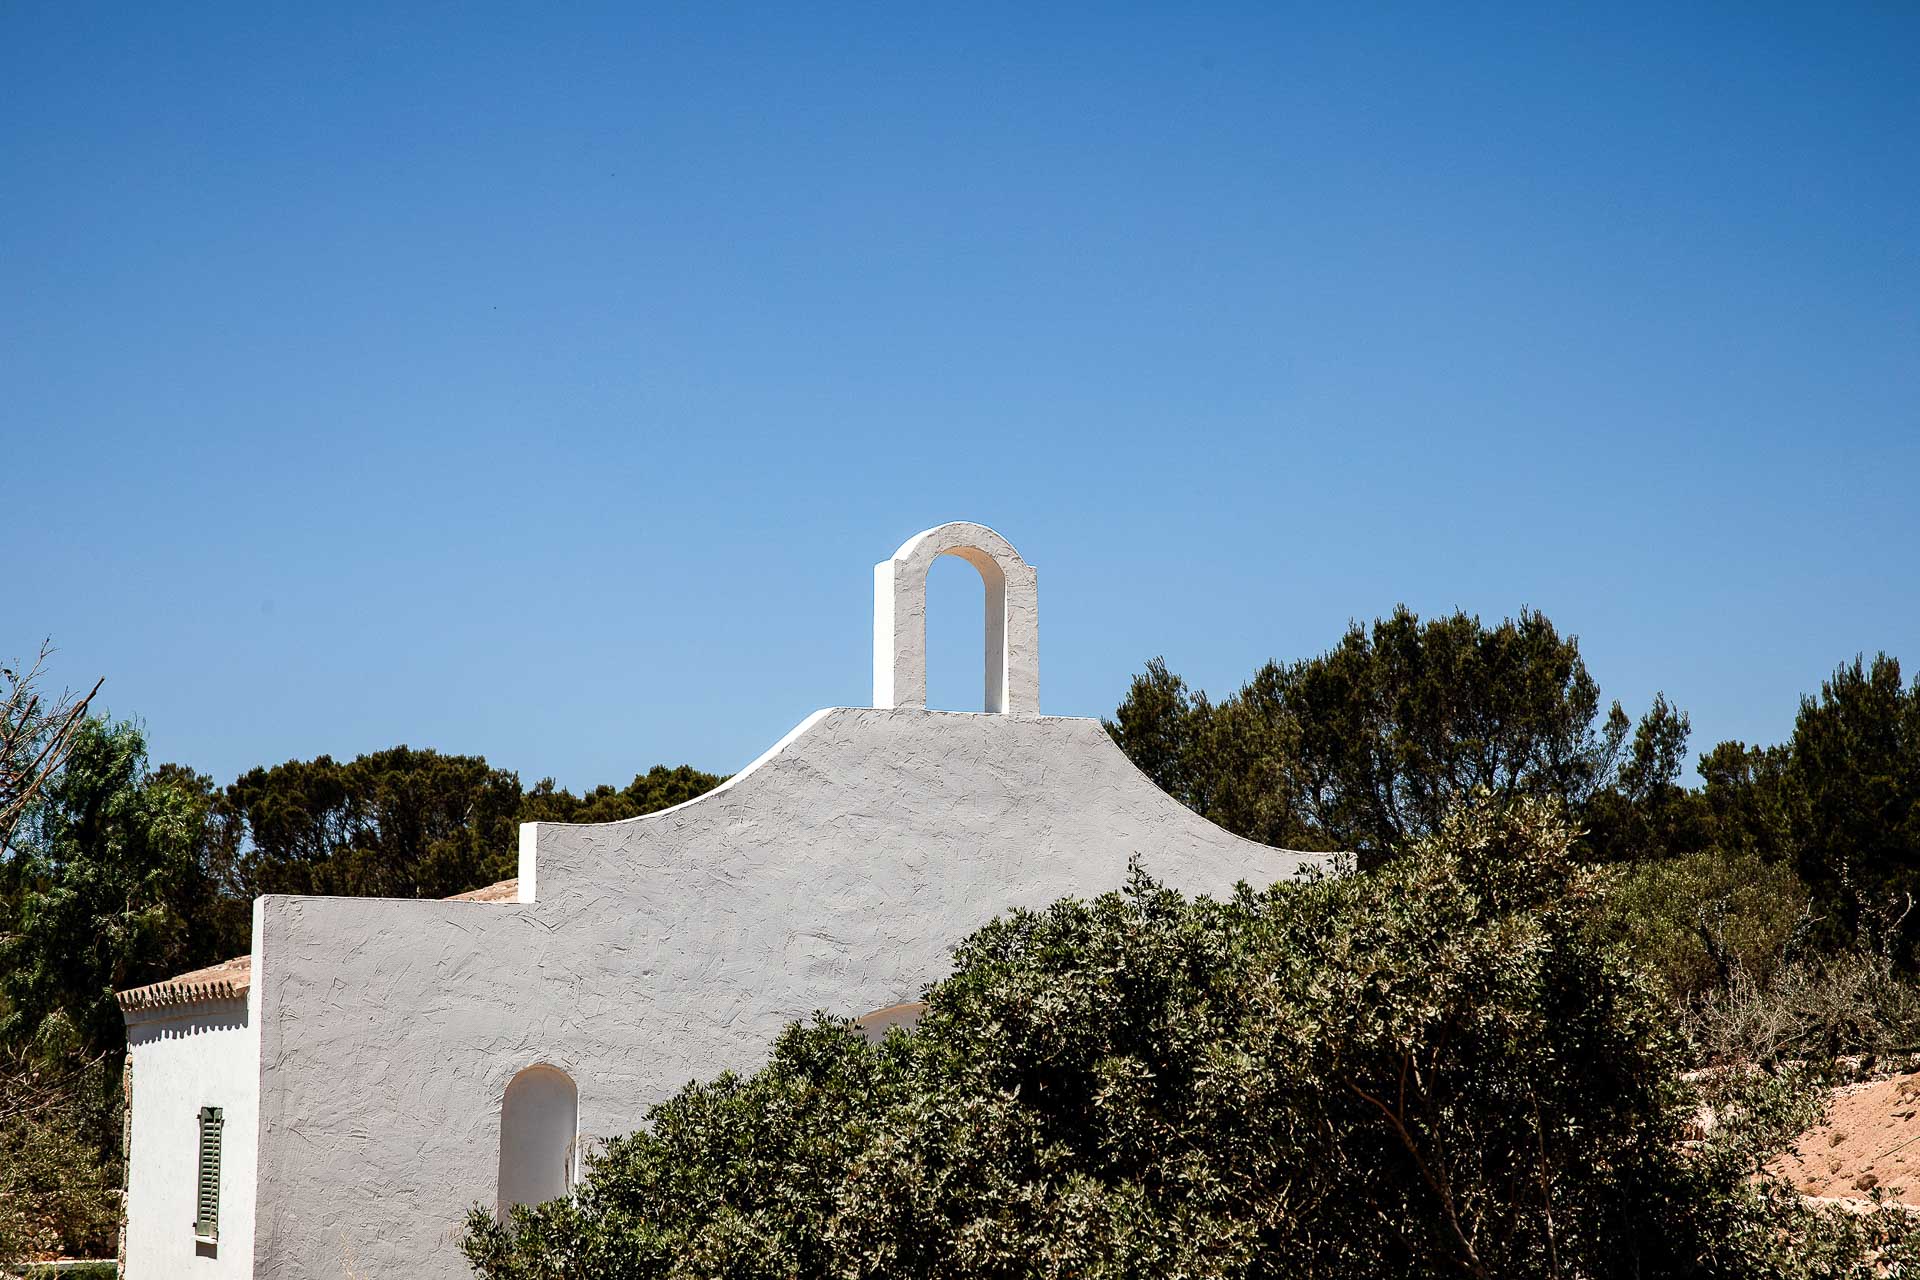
{"left": 1830, "top": 1131, "right": 1849, "bottom": 1148}
{"left": 1855, "top": 1173, "right": 1881, "bottom": 1192}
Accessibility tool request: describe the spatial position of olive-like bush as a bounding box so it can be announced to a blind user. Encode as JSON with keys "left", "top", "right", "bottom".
{"left": 464, "top": 798, "right": 1920, "bottom": 1278}
{"left": 1598, "top": 846, "right": 1810, "bottom": 1004}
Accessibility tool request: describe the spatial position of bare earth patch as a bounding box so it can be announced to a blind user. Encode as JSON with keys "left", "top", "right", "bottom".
{"left": 1774, "top": 1072, "right": 1920, "bottom": 1204}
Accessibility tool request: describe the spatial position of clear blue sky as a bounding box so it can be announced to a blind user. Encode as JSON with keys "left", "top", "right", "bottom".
{"left": 5, "top": 4, "right": 1915, "bottom": 791}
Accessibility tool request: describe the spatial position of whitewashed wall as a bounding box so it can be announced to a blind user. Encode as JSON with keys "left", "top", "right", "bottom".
{"left": 123, "top": 991, "right": 259, "bottom": 1279}
{"left": 250, "top": 707, "right": 1331, "bottom": 1278}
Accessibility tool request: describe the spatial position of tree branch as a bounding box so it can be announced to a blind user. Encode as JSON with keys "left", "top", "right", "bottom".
{"left": 1349, "top": 1071, "right": 1489, "bottom": 1279}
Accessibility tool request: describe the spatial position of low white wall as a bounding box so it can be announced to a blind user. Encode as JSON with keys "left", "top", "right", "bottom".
{"left": 123, "top": 995, "right": 258, "bottom": 1280}
{"left": 251, "top": 708, "right": 1333, "bottom": 1278}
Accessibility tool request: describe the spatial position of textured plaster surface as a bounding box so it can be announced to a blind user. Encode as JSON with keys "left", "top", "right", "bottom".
{"left": 252, "top": 708, "right": 1330, "bottom": 1278}
{"left": 123, "top": 996, "right": 258, "bottom": 1279}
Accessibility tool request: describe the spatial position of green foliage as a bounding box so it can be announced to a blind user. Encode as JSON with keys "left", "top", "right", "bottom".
{"left": 220, "top": 746, "right": 528, "bottom": 902}
{"left": 216, "top": 751, "right": 723, "bottom": 911}
{"left": 0, "top": 718, "right": 211, "bottom": 1262}
{"left": 1113, "top": 621, "right": 1920, "bottom": 1019}
{"left": 1788, "top": 654, "right": 1920, "bottom": 950}
{"left": 1581, "top": 692, "right": 1713, "bottom": 864}
{"left": 0, "top": 1041, "right": 121, "bottom": 1267}
{"left": 0, "top": 718, "right": 224, "bottom": 1055}
{"left": 1105, "top": 658, "right": 1207, "bottom": 805}
{"left": 1688, "top": 653, "right": 1920, "bottom": 958}
{"left": 1598, "top": 847, "right": 1809, "bottom": 1004}
{"left": 0, "top": 641, "right": 101, "bottom": 863}
{"left": 1697, "top": 739, "right": 1801, "bottom": 865}
{"left": 1601, "top": 842, "right": 1920, "bottom": 1067}
{"left": 1109, "top": 608, "right": 1657, "bottom": 863}
{"left": 518, "top": 765, "right": 723, "bottom": 825}
{"left": 0, "top": 1114, "right": 120, "bottom": 1266}
{"left": 463, "top": 797, "right": 1916, "bottom": 1278}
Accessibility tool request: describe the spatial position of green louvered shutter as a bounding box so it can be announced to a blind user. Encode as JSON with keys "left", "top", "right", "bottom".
{"left": 195, "top": 1106, "right": 223, "bottom": 1240}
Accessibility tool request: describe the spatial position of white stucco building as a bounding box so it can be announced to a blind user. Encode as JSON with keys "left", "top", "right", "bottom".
{"left": 117, "top": 522, "right": 1330, "bottom": 1279}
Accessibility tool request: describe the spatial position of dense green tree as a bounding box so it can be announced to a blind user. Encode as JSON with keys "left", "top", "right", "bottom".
{"left": 0, "top": 718, "right": 223, "bottom": 1055}
{"left": 1595, "top": 848, "right": 1809, "bottom": 1003}
{"left": 1697, "top": 739, "right": 1801, "bottom": 866}
{"left": 221, "top": 746, "right": 526, "bottom": 902}
{"left": 1787, "top": 654, "right": 1920, "bottom": 948}
{"left": 1582, "top": 693, "right": 1713, "bottom": 863}
{"left": 463, "top": 797, "right": 1916, "bottom": 1279}
{"left": 1110, "top": 607, "right": 1660, "bottom": 864}
{"left": 1107, "top": 658, "right": 1324, "bottom": 849}
{"left": 0, "top": 718, "right": 231, "bottom": 1262}
{"left": 519, "top": 765, "right": 723, "bottom": 826}
{"left": 1106, "top": 658, "right": 1209, "bottom": 802}
{"left": 1688, "top": 654, "right": 1919, "bottom": 954}
{"left": 217, "top": 751, "right": 723, "bottom": 907}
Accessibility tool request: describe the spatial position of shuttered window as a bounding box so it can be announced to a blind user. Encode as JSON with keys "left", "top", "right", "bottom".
{"left": 195, "top": 1106, "right": 223, "bottom": 1241}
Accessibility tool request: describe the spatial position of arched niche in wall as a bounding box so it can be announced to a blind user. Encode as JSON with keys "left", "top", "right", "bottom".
{"left": 853, "top": 1001, "right": 927, "bottom": 1044}
{"left": 497, "top": 1064, "right": 579, "bottom": 1217}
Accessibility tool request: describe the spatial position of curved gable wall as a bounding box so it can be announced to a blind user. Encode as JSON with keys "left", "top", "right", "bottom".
{"left": 252, "top": 706, "right": 1328, "bottom": 1278}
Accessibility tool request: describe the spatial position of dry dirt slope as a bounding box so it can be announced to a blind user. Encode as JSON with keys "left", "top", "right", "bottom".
{"left": 1775, "top": 1072, "right": 1920, "bottom": 1203}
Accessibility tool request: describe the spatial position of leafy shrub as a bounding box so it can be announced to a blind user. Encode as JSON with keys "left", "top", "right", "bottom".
{"left": 463, "top": 797, "right": 1920, "bottom": 1278}
{"left": 1608, "top": 849, "right": 1920, "bottom": 1068}
{"left": 0, "top": 1038, "right": 121, "bottom": 1269}
{"left": 0, "top": 1113, "right": 119, "bottom": 1267}
{"left": 1598, "top": 847, "right": 1810, "bottom": 1003}
{"left": 18, "top": 1263, "right": 120, "bottom": 1279}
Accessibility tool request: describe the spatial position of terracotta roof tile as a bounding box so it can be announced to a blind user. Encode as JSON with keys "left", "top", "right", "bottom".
{"left": 447, "top": 877, "right": 519, "bottom": 903}
{"left": 117, "top": 955, "right": 251, "bottom": 1011}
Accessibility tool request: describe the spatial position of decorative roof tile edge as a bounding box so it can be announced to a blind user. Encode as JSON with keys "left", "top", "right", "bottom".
{"left": 118, "top": 958, "right": 252, "bottom": 1012}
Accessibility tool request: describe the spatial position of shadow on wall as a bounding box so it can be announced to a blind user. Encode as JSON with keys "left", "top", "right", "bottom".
{"left": 137, "top": 1003, "right": 249, "bottom": 1042}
